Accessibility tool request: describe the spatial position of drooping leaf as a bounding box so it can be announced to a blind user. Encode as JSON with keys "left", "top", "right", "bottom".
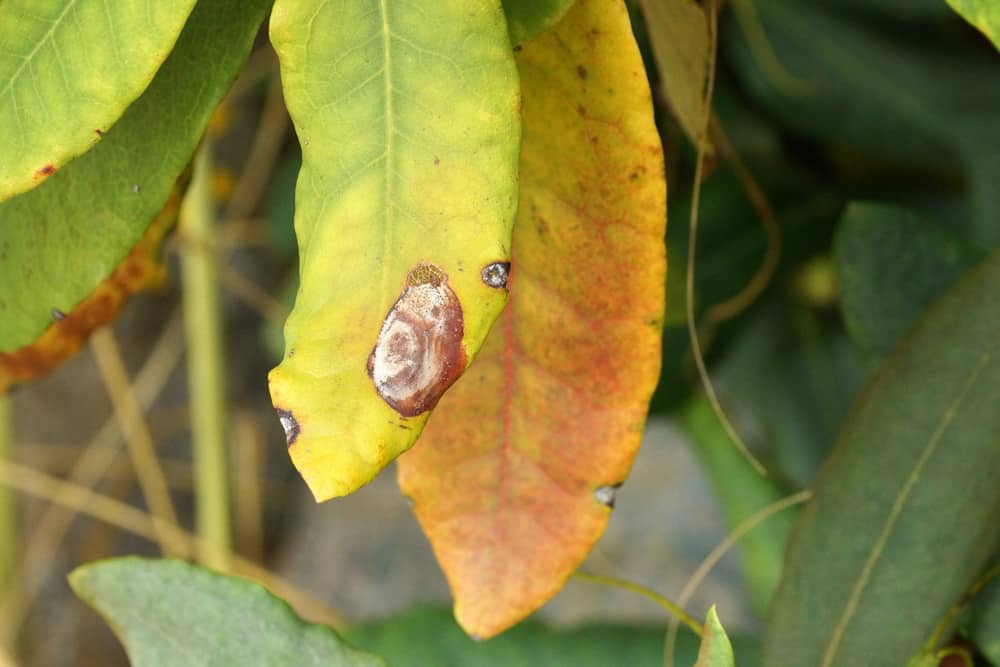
{"left": 834, "top": 203, "right": 983, "bottom": 368}
{"left": 681, "top": 395, "right": 797, "bottom": 615}
{"left": 0, "top": 0, "right": 270, "bottom": 391}
{"left": 0, "top": 0, "right": 198, "bottom": 203}
{"left": 946, "top": 0, "right": 1000, "bottom": 50}
{"left": 397, "top": 0, "right": 666, "bottom": 639}
{"left": 972, "top": 574, "right": 1000, "bottom": 666}
{"left": 347, "top": 607, "right": 763, "bottom": 667}
{"left": 694, "top": 606, "right": 736, "bottom": 667}
{"left": 763, "top": 249, "right": 1000, "bottom": 666}
{"left": 69, "top": 558, "right": 383, "bottom": 667}
{"left": 502, "top": 0, "right": 576, "bottom": 46}
{"left": 267, "top": 0, "right": 521, "bottom": 501}
{"left": 639, "top": 0, "right": 712, "bottom": 149}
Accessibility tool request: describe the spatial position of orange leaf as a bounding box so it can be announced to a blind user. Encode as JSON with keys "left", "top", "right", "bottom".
{"left": 397, "top": 0, "right": 666, "bottom": 639}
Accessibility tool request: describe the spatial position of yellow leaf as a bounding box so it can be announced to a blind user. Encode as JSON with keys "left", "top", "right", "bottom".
{"left": 267, "top": 0, "right": 521, "bottom": 501}
{"left": 398, "top": 0, "right": 666, "bottom": 638}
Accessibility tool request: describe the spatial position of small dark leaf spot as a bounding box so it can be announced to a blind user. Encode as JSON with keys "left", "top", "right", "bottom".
{"left": 513, "top": 44, "right": 523, "bottom": 53}
{"left": 51, "top": 308, "right": 66, "bottom": 321}
{"left": 35, "top": 164, "right": 55, "bottom": 179}
{"left": 481, "top": 261, "right": 511, "bottom": 289}
{"left": 132, "top": 184, "right": 141, "bottom": 193}
{"left": 95, "top": 129, "right": 104, "bottom": 137}
{"left": 577, "top": 65, "right": 588, "bottom": 79}
{"left": 275, "top": 408, "right": 300, "bottom": 446}
{"left": 434, "top": 157, "right": 440, "bottom": 166}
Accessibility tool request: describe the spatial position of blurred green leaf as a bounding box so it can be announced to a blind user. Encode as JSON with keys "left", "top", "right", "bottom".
{"left": 946, "top": 0, "right": 1000, "bottom": 50}
{"left": 694, "top": 606, "right": 736, "bottom": 667}
{"left": 724, "top": 0, "right": 1000, "bottom": 249}
{"left": 682, "top": 396, "right": 797, "bottom": 615}
{"left": 835, "top": 203, "right": 983, "bottom": 368}
{"left": 502, "top": 0, "right": 576, "bottom": 45}
{"left": 70, "top": 558, "right": 383, "bottom": 667}
{"left": 972, "top": 574, "right": 1000, "bottom": 665}
{"left": 763, "top": 249, "right": 1000, "bottom": 666}
{"left": 347, "top": 607, "right": 760, "bottom": 667}
{"left": 0, "top": 0, "right": 198, "bottom": 202}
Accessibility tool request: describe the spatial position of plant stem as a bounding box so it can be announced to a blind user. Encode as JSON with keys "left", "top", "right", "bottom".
{"left": 572, "top": 571, "right": 703, "bottom": 636}
{"left": 0, "top": 394, "right": 16, "bottom": 653}
{"left": 180, "top": 143, "right": 232, "bottom": 572}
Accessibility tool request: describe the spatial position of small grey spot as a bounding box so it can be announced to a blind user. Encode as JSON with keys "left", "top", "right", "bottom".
{"left": 51, "top": 308, "right": 66, "bottom": 321}
{"left": 470, "top": 634, "right": 484, "bottom": 642}
{"left": 481, "top": 261, "right": 511, "bottom": 289}
{"left": 594, "top": 484, "right": 621, "bottom": 508}
{"left": 132, "top": 184, "right": 141, "bottom": 193}
{"left": 275, "top": 408, "right": 300, "bottom": 446}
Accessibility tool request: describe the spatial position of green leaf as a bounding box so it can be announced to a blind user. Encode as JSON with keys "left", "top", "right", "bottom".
{"left": 695, "top": 606, "right": 736, "bottom": 667}
{"left": 0, "top": 0, "right": 198, "bottom": 203}
{"left": 69, "top": 558, "right": 383, "bottom": 667}
{"left": 347, "top": 607, "right": 761, "bottom": 667}
{"left": 0, "top": 0, "right": 270, "bottom": 388}
{"left": 835, "top": 203, "right": 983, "bottom": 368}
{"left": 267, "top": 0, "right": 521, "bottom": 501}
{"left": 502, "top": 0, "right": 576, "bottom": 46}
{"left": 972, "top": 574, "right": 1000, "bottom": 665}
{"left": 681, "top": 396, "right": 797, "bottom": 615}
{"left": 763, "top": 249, "right": 1000, "bottom": 666}
{"left": 946, "top": 0, "right": 1000, "bottom": 51}
{"left": 724, "top": 0, "right": 1000, "bottom": 249}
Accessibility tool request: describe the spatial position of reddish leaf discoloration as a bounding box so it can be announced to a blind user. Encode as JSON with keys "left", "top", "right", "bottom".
{"left": 367, "top": 263, "right": 466, "bottom": 417}
{"left": 35, "top": 164, "right": 56, "bottom": 180}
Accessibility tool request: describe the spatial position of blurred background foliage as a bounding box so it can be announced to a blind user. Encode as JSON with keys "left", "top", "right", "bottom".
{"left": 2, "top": 0, "right": 998, "bottom": 664}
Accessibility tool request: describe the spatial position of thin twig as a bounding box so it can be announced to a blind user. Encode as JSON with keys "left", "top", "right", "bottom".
{"left": 90, "top": 327, "right": 182, "bottom": 555}
{"left": 0, "top": 394, "right": 16, "bottom": 656}
{"left": 684, "top": 0, "right": 766, "bottom": 475}
{"left": 0, "top": 460, "right": 348, "bottom": 630}
{"left": 232, "top": 412, "right": 264, "bottom": 562}
{"left": 663, "top": 489, "right": 812, "bottom": 667}
{"left": 572, "top": 571, "right": 703, "bottom": 636}
{"left": 180, "top": 144, "right": 233, "bottom": 572}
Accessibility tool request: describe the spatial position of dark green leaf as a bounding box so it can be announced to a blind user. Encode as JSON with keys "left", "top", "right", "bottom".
{"left": 70, "top": 558, "right": 383, "bottom": 667}
{"left": 346, "top": 607, "right": 760, "bottom": 667}
{"left": 835, "top": 203, "right": 984, "bottom": 367}
{"left": 972, "top": 574, "right": 1000, "bottom": 665}
{"left": 763, "top": 249, "right": 1000, "bottom": 666}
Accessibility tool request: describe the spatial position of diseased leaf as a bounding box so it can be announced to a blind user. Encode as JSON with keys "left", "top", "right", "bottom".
{"left": 267, "top": 0, "right": 520, "bottom": 501}
{"left": 0, "top": 0, "right": 270, "bottom": 391}
{"left": 347, "top": 607, "right": 763, "bottom": 667}
{"left": 502, "top": 0, "right": 576, "bottom": 46}
{"left": 639, "top": 0, "right": 712, "bottom": 149}
{"left": 0, "top": 0, "right": 198, "bottom": 203}
{"left": 946, "top": 0, "right": 1000, "bottom": 51}
{"left": 695, "top": 607, "right": 736, "bottom": 667}
{"left": 70, "top": 558, "right": 383, "bottom": 667}
{"left": 763, "top": 249, "right": 1000, "bottom": 666}
{"left": 834, "top": 203, "right": 983, "bottom": 368}
{"left": 397, "top": 0, "right": 666, "bottom": 639}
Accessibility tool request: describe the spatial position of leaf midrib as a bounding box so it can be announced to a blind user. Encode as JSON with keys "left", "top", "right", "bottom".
{"left": 819, "top": 345, "right": 996, "bottom": 666}
{"left": 378, "top": 0, "right": 394, "bottom": 317}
